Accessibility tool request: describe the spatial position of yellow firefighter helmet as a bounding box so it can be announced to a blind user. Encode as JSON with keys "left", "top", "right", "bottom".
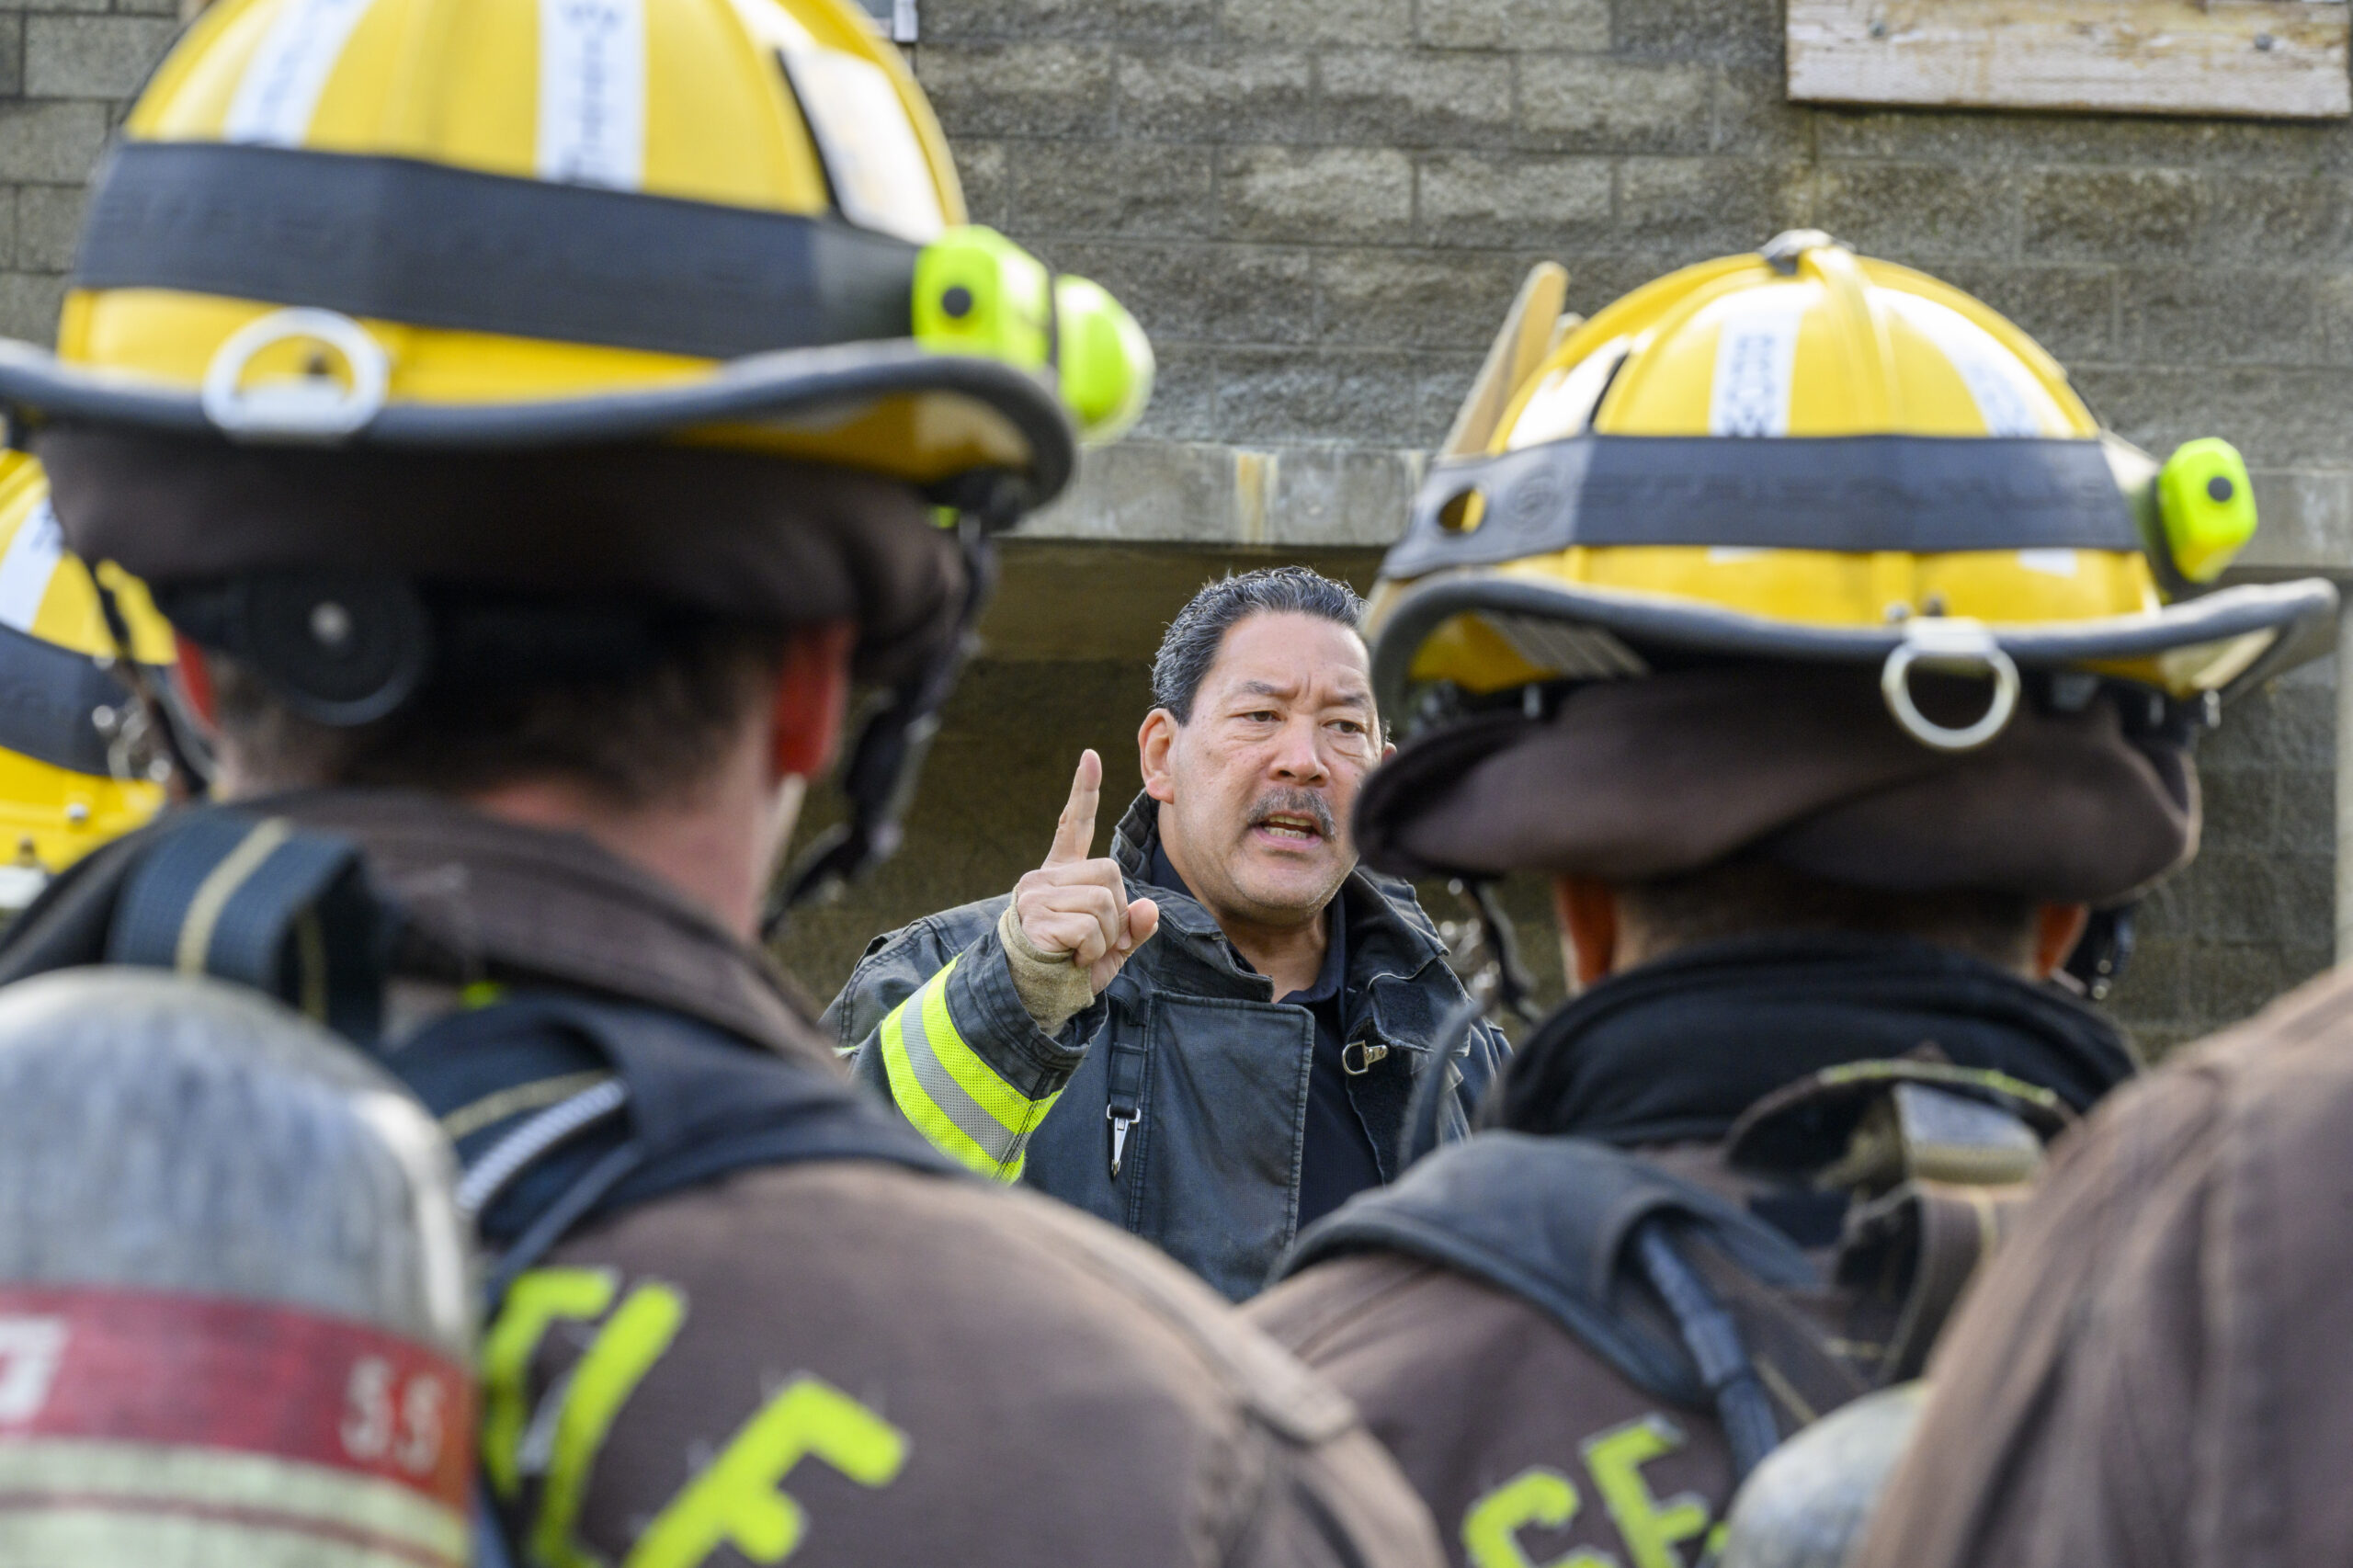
{"left": 0, "top": 454, "right": 176, "bottom": 910}
{"left": 1371, "top": 232, "right": 2331, "bottom": 753}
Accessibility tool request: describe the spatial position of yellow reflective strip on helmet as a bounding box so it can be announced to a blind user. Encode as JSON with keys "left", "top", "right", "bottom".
{"left": 479, "top": 1267, "right": 620, "bottom": 1502}
{"left": 535, "top": 1280, "right": 688, "bottom": 1568}
{"left": 875, "top": 958, "right": 1057, "bottom": 1182}
{"left": 625, "top": 1376, "right": 909, "bottom": 1568}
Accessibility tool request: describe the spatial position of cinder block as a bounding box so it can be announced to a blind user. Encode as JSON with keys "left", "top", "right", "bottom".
{"left": 1816, "top": 107, "right": 2352, "bottom": 175}
{"left": 954, "top": 139, "right": 1010, "bottom": 227}
{"left": 1417, "top": 0, "right": 1607, "bottom": 51}
{"left": 1313, "top": 248, "right": 1532, "bottom": 348}
{"left": 13, "top": 183, "right": 80, "bottom": 273}
{"left": 1813, "top": 163, "right": 2020, "bottom": 260}
{"left": 1216, "top": 345, "right": 1479, "bottom": 445}
{"left": 1009, "top": 139, "right": 1214, "bottom": 238}
{"left": 2239, "top": 468, "right": 2353, "bottom": 574}
{"left": 1222, "top": 0, "right": 1411, "bottom": 49}
{"left": 1315, "top": 49, "right": 1513, "bottom": 150}
{"left": 2119, "top": 267, "right": 2321, "bottom": 368}
{"left": 24, "top": 14, "right": 176, "bottom": 98}
{"left": 912, "top": 41, "right": 1113, "bottom": 138}
{"left": 2024, "top": 168, "right": 2197, "bottom": 261}
{"left": 1614, "top": 0, "right": 1783, "bottom": 65}
{"left": 1041, "top": 241, "right": 1317, "bottom": 344}
{"left": 2074, "top": 366, "right": 2353, "bottom": 472}
{"left": 1415, "top": 152, "right": 1611, "bottom": 248}
{"left": 0, "top": 100, "right": 107, "bottom": 185}
{"left": 1114, "top": 46, "right": 1313, "bottom": 142}
{"left": 1219, "top": 145, "right": 1413, "bottom": 244}
{"left": 1617, "top": 157, "right": 1813, "bottom": 254}
{"left": 913, "top": 0, "right": 1113, "bottom": 42}
{"left": 1518, "top": 55, "right": 1711, "bottom": 153}
{"left": 1925, "top": 263, "right": 2118, "bottom": 364}
{"left": 1128, "top": 344, "right": 1218, "bottom": 439}
{"left": 1711, "top": 67, "right": 1813, "bottom": 157}
{"left": 0, "top": 270, "right": 64, "bottom": 347}
{"left": 2197, "top": 767, "right": 2281, "bottom": 852}
{"left": 109, "top": 0, "right": 184, "bottom": 16}
{"left": 2195, "top": 170, "right": 2353, "bottom": 268}
{"left": 0, "top": 16, "right": 21, "bottom": 98}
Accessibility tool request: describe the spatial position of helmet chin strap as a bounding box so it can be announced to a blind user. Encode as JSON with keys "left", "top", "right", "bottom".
{"left": 763, "top": 507, "right": 1003, "bottom": 940}
{"left": 93, "top": 576, "right": 213, "bottom": 801}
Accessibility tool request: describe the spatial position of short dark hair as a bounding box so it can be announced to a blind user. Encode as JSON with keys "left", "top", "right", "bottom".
{"left": 1150, "top": 567, "right": 1365, "bottom": 722}
{"left": 210, "top": 620, "right": 788, "bottom": 809}
{"left": 1617, "top": 856, "right": 2042, "bottom": 972}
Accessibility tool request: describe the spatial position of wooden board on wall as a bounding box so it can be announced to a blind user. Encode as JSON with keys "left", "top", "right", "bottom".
{"left": 1788, "top": 0, "right": 2352, "bottom": 119}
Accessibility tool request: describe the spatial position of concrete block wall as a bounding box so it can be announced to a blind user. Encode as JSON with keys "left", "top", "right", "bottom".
{"left": 903, "top": 0, "right": 2350, "bottom": 1052}
{"left": 0, "top": 0, "right": 176, "bottom": 343}
{"left": 0, "top": 0, "right": 2337, "bottom": 1050}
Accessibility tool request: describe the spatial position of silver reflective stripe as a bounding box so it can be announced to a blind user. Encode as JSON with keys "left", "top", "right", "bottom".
{"left": 893, "top": 970, "right": 1027, "bottom": 1172}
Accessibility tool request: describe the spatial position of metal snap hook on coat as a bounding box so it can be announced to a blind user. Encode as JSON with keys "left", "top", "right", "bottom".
{"left": 1880, "top": 619, "right": 2019, "bottom": 752}
{"left": 200, "top": 309, "right": 390, "bottom": 442}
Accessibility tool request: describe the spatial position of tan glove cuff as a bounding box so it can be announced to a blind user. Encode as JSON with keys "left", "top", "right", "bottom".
{"left": 997, "top": 903, "right": 1097, "bottom": 1036}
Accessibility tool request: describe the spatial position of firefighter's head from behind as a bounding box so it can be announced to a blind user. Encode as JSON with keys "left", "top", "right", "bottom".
{"left": 0, "top": 456, "right": 176, "bottom": 917}
{"left": 1354, "top": 233, "right": 2336, "bottom": 996}
{"left": 1142, "top": 568, "right": 1391, "bottom": 934}
{"left": 0, "top": 0, "right": 1154, "bottom": 935}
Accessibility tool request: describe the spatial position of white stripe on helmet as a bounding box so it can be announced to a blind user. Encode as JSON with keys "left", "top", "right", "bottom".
{"left": 0, "top": 499, "right": 65, "bottom": 636}
{"left": 1708, "top": 291, "right": 1808, "bottom": 438}
{"left": 224, "top": 0, "right": 379, "bottom": 147}
{"left": 538, "top": 0, "right": 646, "bottom": 190}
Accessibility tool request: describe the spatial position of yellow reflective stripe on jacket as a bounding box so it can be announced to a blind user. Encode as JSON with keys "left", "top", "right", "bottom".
{"left": 878, "top": 957, "right": 1059, "bottom": 1182}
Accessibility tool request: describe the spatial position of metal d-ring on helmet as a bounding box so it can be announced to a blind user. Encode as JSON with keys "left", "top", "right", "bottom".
{"left": 1369, "top": 232, "right": 2333, "bottom": 756}
{"left": 0, "top": 0, "right": 1155, "bottom": 914}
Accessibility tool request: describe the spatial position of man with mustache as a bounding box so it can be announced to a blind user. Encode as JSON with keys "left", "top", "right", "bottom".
{"left": 830, "top": 567, "right": 1508, "bottom": 1300}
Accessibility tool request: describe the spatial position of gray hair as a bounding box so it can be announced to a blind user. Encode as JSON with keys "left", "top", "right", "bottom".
{"left": 1151, "top": 566, "right": 1366, "bottom": 722}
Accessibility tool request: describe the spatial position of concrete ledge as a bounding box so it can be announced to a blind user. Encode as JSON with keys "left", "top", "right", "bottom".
{"left": 1017, "top": 439, "right": 1425, "bottom": 550}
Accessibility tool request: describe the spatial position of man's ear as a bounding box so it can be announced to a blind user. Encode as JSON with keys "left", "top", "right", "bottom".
{"left": 1139, "top": 709, "right": 1178, "bottom": 804}
{"left": 2032, "top": 902, "right": 2092, "bottom": 982}
{"left": 173, "top": 635, "right": 218, "bottom": 729}
{"left": 769, "top": 621, "right": 856, "bottom": 782}
{"left": 1552, "top": 874, "right": 1620, "bottom": 989}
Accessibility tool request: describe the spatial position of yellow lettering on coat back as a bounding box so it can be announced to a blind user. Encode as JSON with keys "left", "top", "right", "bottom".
{"left": 1580, "top": 1415, "right": 1712, "bottom": 1568}
{"left": 1461, "top": 1466, "right": 1616, "bottom": 1568}
{"left": 625, "top": 1376, "right": 909, "bottom": 1568}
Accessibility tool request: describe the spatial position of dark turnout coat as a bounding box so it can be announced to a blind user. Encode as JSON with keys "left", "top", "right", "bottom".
{"left": 1854, "top": 962, "right": 2353, "bottom": 1568}
{"left": 828, "top": 792, "right": 1508, "bottom": 1301}
{"left": 3, "top": 791, "right": 1445, "bottom": 1568}
{"left": 1246, "top": 936, "right": 2139, "bottom": 1568}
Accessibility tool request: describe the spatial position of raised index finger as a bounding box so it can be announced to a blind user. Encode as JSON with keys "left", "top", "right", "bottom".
{"left": 1044, "top": 749, "right": 1102, "bottom": 867}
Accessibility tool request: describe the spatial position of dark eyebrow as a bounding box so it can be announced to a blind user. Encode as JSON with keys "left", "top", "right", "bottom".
{"left": 1236, "top": 680, "right": 1299, "bottom": 699}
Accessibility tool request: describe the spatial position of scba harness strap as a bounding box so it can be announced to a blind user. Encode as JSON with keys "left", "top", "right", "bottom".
{"left": 0, "top": 806, "right": 961, "bottom": 1561}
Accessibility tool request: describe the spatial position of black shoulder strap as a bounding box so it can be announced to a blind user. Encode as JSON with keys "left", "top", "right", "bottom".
{"left": 1281, "top": 1133, "right": 1813, "bottom": 1405}
{"left": 0, "top": 804, "right": 390, "bottom": 1039}
{"left": 392, "top": 993, "right": 960, "bottom": 1296}
{"left": 0, "top": 805, "right": 960, "bottom": 1300}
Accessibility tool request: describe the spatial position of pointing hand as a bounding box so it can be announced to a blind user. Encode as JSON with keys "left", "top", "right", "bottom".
{"left": 1012, "top": 750, "right": 1161, "bottom": 993}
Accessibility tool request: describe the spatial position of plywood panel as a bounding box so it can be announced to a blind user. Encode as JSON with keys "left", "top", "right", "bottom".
{"left": 1788, "top": 0, "right": 2351, "bottom": 119}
